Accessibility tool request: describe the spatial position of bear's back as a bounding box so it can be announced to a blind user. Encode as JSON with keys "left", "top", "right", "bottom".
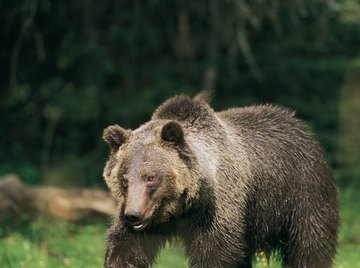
{"left": 217, "top": 104, "right": 297, "bottom": 134}
{"left": 217, "top": 104, "right": 317, "bottom": 156}
{"left": 217, "top": 104, "right": 329, "bottom": 181}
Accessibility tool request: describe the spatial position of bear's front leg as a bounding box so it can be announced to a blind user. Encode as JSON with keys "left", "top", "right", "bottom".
{"left": 105, "top": 221, "right": 161, "bottom": 268}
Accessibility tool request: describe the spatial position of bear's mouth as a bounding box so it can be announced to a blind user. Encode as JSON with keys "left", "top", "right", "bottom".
{"left": 132, "top": 219, "right": 150, "bottom": 231}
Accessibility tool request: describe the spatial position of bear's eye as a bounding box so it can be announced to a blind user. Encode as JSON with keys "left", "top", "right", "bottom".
{"left": 145, "top": 175, "right": 161, "bottom": 187}
{"left": 146, "top": 175, "right": 155, "bottom": 183}
{"left": 121, "top": 177, "right": 128, "bottom": 188}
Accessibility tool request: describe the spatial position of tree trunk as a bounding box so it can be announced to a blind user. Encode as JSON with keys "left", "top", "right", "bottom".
{"left": 0, "top": 174, "right": 116, "bottom": 221}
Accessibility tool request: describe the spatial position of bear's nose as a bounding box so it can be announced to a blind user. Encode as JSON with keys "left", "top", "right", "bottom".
{"left": 123, "top": 211, "right": 142, "bottom": 224}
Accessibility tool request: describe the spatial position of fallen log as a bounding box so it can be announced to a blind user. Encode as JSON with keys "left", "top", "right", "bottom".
{"left": 0, "top": 174, "right": 116, "bottom": 221}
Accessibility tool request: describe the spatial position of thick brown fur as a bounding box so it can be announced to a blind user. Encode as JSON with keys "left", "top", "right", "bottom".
{"left": 102, "top": 93, "right": 338, "bottom": 268}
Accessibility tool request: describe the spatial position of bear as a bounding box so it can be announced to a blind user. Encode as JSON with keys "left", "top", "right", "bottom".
{"left": 102, "top": 93, "right": 338, "bottom": 268}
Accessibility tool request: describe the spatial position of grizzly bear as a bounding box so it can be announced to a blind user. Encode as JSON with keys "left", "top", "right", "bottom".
{"left": 102, "top": 93, "right": 338, "bottom": 268}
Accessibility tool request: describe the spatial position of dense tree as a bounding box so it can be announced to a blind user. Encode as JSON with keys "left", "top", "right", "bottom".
{"left": 0, "top": 0, "right": 359, "bottom": 186}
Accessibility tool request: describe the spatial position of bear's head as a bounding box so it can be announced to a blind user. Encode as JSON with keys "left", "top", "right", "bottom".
{"left": 103, "top": 120, "right": 199, "bottom": 231}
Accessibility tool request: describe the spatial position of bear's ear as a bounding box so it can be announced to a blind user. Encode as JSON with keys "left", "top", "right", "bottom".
{"left": 161, "top": 121, "right": 184, "bottom": 145}
{"left": 103, "top": 125, "right": 131, "bottom": 152}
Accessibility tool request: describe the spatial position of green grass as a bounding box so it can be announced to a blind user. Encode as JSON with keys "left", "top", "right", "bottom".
{"left": 154, "top": 243, "right": 188, "bottom": 268}
{"left": 0, "top": 219, "right": 106, "bottom": 268}
{"left": 1, "top": 186, "right": 359, "bottom": 267}
{"left": 335, "top": 186, "right": 360, "bottom": 268}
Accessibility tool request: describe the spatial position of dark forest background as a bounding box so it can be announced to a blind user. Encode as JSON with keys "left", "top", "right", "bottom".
{"left": 1, "top": 0, "right": 359, "bottom": 189}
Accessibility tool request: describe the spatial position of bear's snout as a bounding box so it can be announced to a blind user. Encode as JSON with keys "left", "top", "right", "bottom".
{"left": 123, "top": 210, "right": 142, "bottom": 225}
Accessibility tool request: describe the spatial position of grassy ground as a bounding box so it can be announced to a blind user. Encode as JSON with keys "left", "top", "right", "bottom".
{"left": 0, "top": 186, "right": 359, "bottom": 267}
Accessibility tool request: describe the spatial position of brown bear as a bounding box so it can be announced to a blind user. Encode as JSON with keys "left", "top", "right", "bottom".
{"left": 102, "top": 93, "right": 338, "bottom": 268}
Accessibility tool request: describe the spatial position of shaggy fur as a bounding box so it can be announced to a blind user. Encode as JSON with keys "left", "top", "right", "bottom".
{"left": 102, "top": 94, "right": 338, "bottom": 268}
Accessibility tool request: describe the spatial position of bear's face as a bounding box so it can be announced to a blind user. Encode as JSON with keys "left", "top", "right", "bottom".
{"left": 103, "top": 121, "right": 196, "bottom": 231}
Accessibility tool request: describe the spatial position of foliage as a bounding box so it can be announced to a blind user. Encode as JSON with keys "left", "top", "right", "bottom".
{"left": 0, "top": 1, "right": 359, "bottom": 185}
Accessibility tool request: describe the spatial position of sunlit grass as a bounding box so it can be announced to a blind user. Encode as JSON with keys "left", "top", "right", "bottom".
{"left": 154, "top": 242, "right": 188, "bottom": 268}
{"left": 0, "top": 219, "right": 105, "bottom": 268}
{"left": 335, "top": 185, "right": 360, "bottom": 268}
{"left": 0, "top": 186, "right": 359, "bottom": 267}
